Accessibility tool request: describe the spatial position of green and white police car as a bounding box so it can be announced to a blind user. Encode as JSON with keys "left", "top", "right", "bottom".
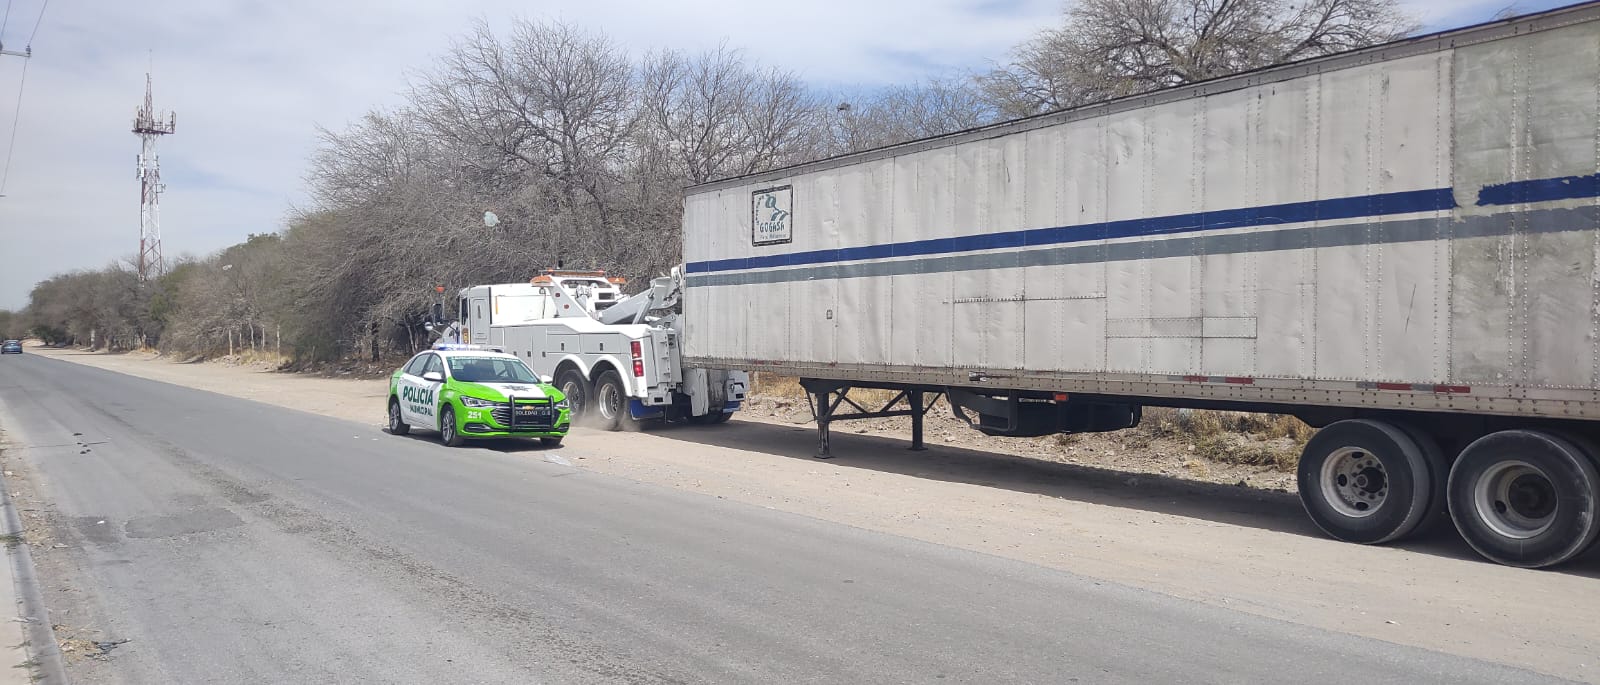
{"left": 388, "top": 345, "right": 571, "bottom": 447}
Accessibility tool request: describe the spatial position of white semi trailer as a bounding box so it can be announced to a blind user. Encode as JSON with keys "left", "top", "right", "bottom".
{"left": 678, "top": 3, "right": 1600, "bottom": 568}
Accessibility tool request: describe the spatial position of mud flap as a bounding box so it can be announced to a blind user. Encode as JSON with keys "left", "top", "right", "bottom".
{"left": 629, "top": 399, "right": 665, "bottom": 420}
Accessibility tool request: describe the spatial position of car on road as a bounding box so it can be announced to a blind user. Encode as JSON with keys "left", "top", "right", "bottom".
{"left": 0, "top": 340, "right": 21, "bottom": 354}
{"left": 388, "top": 345, "right": 570, "bottom": 447}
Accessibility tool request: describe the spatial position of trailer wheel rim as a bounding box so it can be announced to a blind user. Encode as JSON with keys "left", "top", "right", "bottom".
{"left": 598, "top": 383, "right": 621, "bottom": 421}
{"left": 1474, "top": 459, "right": 1557, "bottom": 540}
{"left": 1320, "top": 446, "right": 1389, "bottom": 518}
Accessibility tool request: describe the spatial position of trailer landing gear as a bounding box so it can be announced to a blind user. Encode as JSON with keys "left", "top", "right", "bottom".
{"left": 801, "top": 379, "right": 942, "bottom": 459}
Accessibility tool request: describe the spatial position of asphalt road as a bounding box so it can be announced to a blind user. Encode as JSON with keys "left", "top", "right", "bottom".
{"left": 0, "top": 354, "right": 1565, "bottom": 684}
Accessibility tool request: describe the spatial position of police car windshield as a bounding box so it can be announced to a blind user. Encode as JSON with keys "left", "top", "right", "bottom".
{"left": 448, "top": 356, "right": 539, "bottom": 384}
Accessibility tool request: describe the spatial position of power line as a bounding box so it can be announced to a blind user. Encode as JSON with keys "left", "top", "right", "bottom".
{"left": 26, "top": 0, "right": 46, "bottom": 47}
{"left": 0, "top": 57, "right": 28, "bottom": 196}
{"left": 0, "top": 0, "right": 46, "bottom": 195}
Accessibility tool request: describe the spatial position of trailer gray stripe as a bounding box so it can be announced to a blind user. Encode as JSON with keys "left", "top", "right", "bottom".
{"left": 684, "top": 206, "right": 1599, "bottom": 288}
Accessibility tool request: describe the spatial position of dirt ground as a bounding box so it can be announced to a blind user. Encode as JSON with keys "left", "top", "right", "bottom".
{"left": 21, "top": 345, "right": 1600, "bottom": 682}
{"left": 742, "top": 392, "right": 1299, "bottom": 493}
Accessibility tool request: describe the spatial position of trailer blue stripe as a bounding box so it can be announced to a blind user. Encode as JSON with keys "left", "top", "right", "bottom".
{"left": 686, "top": 187, "right": 1456, "bottom": 275}
{"left": 1477, "top": 173, "right": 1600, "bottom": 206}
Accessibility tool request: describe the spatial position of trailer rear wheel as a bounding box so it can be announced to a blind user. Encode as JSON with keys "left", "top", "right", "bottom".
{"left": 1395, "top": 422, "right": 1450, "bottom": 535}
{"left": 1447, "top": 430, "right": 1600, "bottom": 568}
{"left": 1297, "top": 419, "right": 1433, "bottom": 545}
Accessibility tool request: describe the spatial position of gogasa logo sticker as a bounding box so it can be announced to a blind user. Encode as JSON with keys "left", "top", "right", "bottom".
{"left": 752, "top": 186, "right": 792, "bottom": 246}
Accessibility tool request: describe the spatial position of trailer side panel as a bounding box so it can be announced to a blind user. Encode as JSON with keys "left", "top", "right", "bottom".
{"left": 681, "top": 10, "right": 1600, "bottom": 419}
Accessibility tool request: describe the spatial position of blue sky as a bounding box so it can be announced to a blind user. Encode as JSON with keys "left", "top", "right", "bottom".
{"left": 0, "top": 0, "right": 1582, "bottom": 309}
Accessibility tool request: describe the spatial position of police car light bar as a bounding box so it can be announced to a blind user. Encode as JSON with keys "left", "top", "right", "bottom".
{"left": 432, "top": 343, "right": 506, "bottom": 353}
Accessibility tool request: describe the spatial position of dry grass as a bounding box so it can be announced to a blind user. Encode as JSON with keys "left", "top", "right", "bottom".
{"left": 1140, "top": 407, "right": 1313, "bottom": 443}
{"left": 750, "top": 373, "right": 909, "bottom": 406}
{"left": 751, "top": 373, "right": 806, "bottom": 399}
{"left": 1138, "top": 407, "right": 1311, "bottom": 469}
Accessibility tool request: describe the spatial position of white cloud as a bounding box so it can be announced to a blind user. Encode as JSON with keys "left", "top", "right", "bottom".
{"left": 0, "top": 0, "right": 1063, "bottom": 309}
{"left": 0, "top": 0, "right": 1567, "bottom": 309}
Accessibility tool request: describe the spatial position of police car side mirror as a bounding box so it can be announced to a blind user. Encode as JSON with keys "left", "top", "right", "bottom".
{"left": 421, "top": 371, "right": 444, "bottom": 383}
{"left": 540, "top": 375, "right": 553, "bottom": 384}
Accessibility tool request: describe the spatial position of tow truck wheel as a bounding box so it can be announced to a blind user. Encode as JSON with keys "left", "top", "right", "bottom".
{"left": 1447, "top": 430, "right": 1600, "bottom": 568}
{"left": 1297, "top": 419, "right": 1433, "bottom": 545}
{"left": 556, "top": 369, "right": 589, "bottom": 423}
{"left": 387, "top": 398, "right": 410, "bottom": 436}
{"left": 440, "top": 407, "right": 465, "bottom": 447}
{"left": 592, "top": 370, "right": 640, "bottom": 432}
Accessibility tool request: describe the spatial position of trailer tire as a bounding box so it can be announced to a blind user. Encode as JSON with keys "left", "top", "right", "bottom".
{"left": 1447, "top": 430, "right": 1600, "bottom": 568}
{"left": 1394, "top": 422, "right": 1450, "bottom": 535}
{"left": 556, "top": 368, "right": 590, "bottom": 424}
{"left": 1297, "top": 419, "right": 1433, "bottom": 545}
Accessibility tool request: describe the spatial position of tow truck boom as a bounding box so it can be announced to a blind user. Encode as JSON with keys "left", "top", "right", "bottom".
{"left": 595, "top": 272, "right": 681, "bottom": 326}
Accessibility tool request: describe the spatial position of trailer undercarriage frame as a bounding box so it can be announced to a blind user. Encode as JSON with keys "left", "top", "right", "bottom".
{"left": 801, "top": 379, "right": 944, "bottom": 459}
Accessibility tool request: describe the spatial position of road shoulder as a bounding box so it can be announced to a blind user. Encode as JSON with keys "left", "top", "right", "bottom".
{"left": 0, "top": 428, "right": 66, "bottom": 685}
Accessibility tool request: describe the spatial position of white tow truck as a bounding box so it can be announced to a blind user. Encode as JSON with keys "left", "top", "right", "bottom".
{"left": 435, "top": 269, "right": 747, "bottom": 430}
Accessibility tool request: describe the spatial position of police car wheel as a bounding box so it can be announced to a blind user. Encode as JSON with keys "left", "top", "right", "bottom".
{"left": 388, "top": 398, "right": 410, "bottom": 435}
{"left": 440, "top": 407, "right": 465, "bottom": 447}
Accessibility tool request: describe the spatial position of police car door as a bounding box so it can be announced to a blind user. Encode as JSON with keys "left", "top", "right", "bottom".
{"left": 397, "top": 353, "right": 430, "bottom": 425}
{"left": 398, "top": 353, "right": 441, "bottom": 427}
{"left": 419, "top": 353, "right": 447, "bottom": 429}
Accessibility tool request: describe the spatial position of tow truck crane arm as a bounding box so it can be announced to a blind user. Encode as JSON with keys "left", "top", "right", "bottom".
{"left": 595, "top": 269, "right": 682, "bottom": 326}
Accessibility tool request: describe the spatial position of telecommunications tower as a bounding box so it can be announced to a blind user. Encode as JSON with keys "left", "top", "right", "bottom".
{"left": 132, "top": 73, "right": 176, "bottom": 283}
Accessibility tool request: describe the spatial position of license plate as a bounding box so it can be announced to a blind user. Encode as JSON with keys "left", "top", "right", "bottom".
{"left": 516, "top": 407, "right": 552, "bottom": 417}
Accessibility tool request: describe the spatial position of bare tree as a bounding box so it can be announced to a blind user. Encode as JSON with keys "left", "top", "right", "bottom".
{"left": 829, "top": 78, "right": 995, "bottom": 153}
{"left": 20, "top": 17, "right": 1001, "bottom": 363}
{"left": 307, "top": 111, "right": 435, "bottom": 210}
{"left": 982, "top": 0, "right": 1418, "bottom": 117}
{"left": 637, "top": 45, "right": 824, "bottom": 184}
